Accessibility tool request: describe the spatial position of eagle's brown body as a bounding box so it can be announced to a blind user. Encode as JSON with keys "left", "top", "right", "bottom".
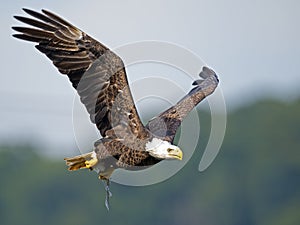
{"left": 12, "top": 8, "right": 219, "bottom": 180}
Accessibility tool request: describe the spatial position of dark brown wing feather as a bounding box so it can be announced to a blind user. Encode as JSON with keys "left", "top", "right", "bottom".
{"left": 146, "top": 66, "right": 219, "bottom": 142}
{"left": 13, "top": 8, "right": 147, "bottom": 138}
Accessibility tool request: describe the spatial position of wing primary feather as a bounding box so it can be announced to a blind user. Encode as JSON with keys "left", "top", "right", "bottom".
{"left": 200, "top": 66, "right": 214, "bottom": 79}
{"left": 41, "top": 9, "right": 82, "bottom": 37}
{"left": 22, "top": 8, "right": 63, "bottom": 28}
{"left": 41, "top": 9, "right": 78, "bottom": 30}
{"left": 12, "top": 34, "right": 41, "bottom": 42}
{"left": 13, "top": 16, "right": 57, "bottom": 31}
{"left": 12, "top": 26, "right": 53, "bottom": 39}
{"left": 192, "top": 79, "right": 204, "bottom": 86}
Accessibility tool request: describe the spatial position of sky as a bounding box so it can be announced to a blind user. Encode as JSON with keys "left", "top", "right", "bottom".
{"left": 1, "top": 0, "right": 299, "bottom": 155}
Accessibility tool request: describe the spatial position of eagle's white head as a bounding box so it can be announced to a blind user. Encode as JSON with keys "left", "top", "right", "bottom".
{"left": 145, "top": 138, "right": 183, "bottom": 160}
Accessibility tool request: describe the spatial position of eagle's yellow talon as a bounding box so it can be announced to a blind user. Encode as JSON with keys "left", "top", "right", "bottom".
{"left": 85, "top": 158, "right": 98, "bottom": 168}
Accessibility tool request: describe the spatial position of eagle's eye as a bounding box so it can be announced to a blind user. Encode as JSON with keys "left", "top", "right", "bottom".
{"left": 167, "top": 148, "right": 173, "bottom": 153}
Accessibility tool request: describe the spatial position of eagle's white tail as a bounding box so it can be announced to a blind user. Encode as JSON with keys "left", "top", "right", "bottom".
{"left": 64, "top": 152, "right": 98, "bottom": 171}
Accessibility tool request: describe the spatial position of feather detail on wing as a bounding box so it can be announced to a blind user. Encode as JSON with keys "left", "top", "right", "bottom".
{"left": 12, "top": 8, "right": 147, "bottom": 139}
{"left": 146, "top": 66, "right": 219, "bottom": 142}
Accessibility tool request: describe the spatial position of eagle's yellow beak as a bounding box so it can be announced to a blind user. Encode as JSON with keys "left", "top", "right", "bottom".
{"left": 168, "top": 147, "right": 183, "bottom": 160}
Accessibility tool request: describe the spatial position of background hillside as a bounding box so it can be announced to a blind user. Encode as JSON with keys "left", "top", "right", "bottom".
{"left": 0, "top": 99, "right": 299, "bottom": 225}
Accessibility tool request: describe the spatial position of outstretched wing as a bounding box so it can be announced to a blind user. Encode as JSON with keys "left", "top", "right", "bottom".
{"left": 12, "top": 8, "right": 147, "bottom": 138}
{"left": 146, "top": 66, "right": 219, "bottom": 142}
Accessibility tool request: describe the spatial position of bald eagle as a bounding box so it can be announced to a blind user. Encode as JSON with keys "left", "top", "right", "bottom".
{"left": 12, "top": 8, "right": 219, "bottom": 209}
